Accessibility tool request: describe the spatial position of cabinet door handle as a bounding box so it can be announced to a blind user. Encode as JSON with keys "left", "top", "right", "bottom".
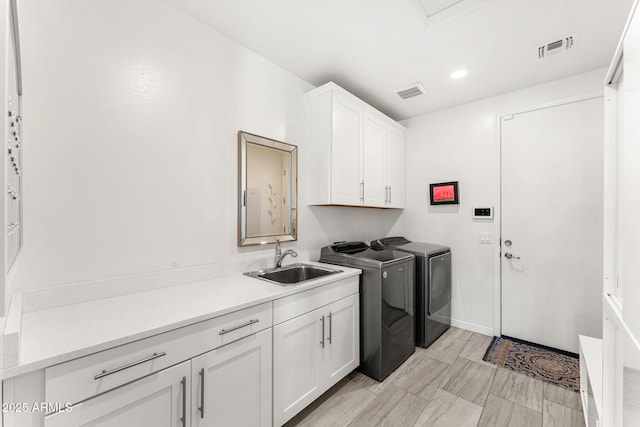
{"left": 180, "top": 376, "right": 186, "bottom": 427}
{"left": 327, "top": 313, "right": 332, "bottom": 344}
{"left": 320, "top": 316, "right": 325, "bottom": 348}
{"left": 199, "top": 368, "right": 205, "bottom": 419}
{"left": 388, "top": 186, "right": 392, "bottom": 203}
{"left": 360, "top": 181, "right": 364, "bottom": 201}
{"left": 93, "top": 352, "right": 166, "bottom": 380}
{"left": 385, "top": 186, "right": 389, "bottom": 203}
{"left": 219, "top": 318, "right": 259, "bottom": 335}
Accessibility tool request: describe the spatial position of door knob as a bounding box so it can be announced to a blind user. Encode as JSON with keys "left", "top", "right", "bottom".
{"left": 504, "top": 252, "right": 520, "bottom": 260}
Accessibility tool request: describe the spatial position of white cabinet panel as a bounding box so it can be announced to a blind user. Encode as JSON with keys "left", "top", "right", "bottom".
{"left": 44, "top": 361, "right": 190, "bottom": 427}
{"left": 324, "top": 294, "right": 359, "bottom": 386}
{"left": 192, "top": 328, "right": 272, "bottom": 427}
{"left": 272, "top": 276, "right": 359, "bottom": 324}
{"left": 273, "top": 309, "right": 322, "bottom": 427}
{"left": 385, "top": 126, "right": 405, "bottom": 208}
{"left": 331, "top": 96, "right": 363, "bottom": 206}
{"left": 363, "top": 113, "right": 387, "bottom": 207}
{"left": 273, "top": 293, "right": 359, "bottom": 426}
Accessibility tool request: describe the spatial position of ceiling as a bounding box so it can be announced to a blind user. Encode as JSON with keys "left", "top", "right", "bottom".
{"left": 165, "top": 0, "right": 633, "bottom": 120}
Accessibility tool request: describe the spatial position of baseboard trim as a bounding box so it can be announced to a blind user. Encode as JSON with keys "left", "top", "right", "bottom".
{"left": 451, "top": 318, "right": 493, "bottom": 337}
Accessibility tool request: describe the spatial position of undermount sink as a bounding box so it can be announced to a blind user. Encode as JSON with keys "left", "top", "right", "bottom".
{"left": 245, "top": 263, "right": 342, "bottom": 285}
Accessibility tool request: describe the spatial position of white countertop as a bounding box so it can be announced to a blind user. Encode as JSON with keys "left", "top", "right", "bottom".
{"left": 4, "top": 262, "right": 361, "bottom": 379}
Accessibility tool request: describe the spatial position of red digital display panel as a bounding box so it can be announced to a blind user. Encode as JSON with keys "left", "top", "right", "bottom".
{"left": 433, "top": 185, "right": 455, "bottom": 202}
{"left": 430, "top": 181, "right": 459, "bottom": 205}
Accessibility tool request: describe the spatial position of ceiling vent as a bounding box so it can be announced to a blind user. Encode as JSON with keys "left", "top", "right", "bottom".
{"left": 411, "top": 0, "right": 497, "bottom": 28}
{"left": 396, "top": 83, "right": 426, "bottom": 100}
{"left": 537, "top": 33, "right": 577, "bottom": 59}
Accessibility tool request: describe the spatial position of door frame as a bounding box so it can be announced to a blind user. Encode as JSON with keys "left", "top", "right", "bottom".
{"left": 492, "top": 91, "right": 604, "bottom": 338}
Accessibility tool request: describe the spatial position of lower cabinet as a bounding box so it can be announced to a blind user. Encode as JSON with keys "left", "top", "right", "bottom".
{"left": 44, "top": 361, "right": 191, "bottom": 427}
{"left": 43, "top": 330, "right": 273, "bottom": 427}
{"left": 273, "top": 293, "right": 359, "bottom": 426}
{"left": 4, "top": 281, "right": 360, "bottom": 427}
{"left": 191, "top": 328, "right": 272, "bottom": 427}
{"left": 324, "top": 295, "right": 359, "bottom": 384}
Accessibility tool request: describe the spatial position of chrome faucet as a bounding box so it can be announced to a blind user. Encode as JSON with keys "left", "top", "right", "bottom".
{"left": 274, "top": 240, "right": 298, "bottom": 268}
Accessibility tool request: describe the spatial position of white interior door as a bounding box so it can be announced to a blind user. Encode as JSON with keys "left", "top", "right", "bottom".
{"left": 501, "top": 96, "right": 603, "bottom": 353}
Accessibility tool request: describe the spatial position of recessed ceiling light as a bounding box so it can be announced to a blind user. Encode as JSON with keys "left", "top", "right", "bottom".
{"left": 450, "top": 70, "right": 467, "bottom": 79}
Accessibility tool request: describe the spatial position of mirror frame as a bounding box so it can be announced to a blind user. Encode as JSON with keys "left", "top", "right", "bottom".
{"left": 238, "top": 131, "right": 298, "bottom": 246}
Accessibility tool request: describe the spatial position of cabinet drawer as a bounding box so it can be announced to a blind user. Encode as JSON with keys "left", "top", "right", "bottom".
{"left": 45, "top": 302, "right": 272, "bottom": 406}
{"left": 44, "top": 361, "right": 191, "bottom": 426}
{"left": 273, "top": 276, "right": 359, "bottom": 324}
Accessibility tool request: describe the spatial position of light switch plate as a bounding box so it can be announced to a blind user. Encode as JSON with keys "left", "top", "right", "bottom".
{"left": 479, "top": 232, "right": 492, "bottom": 244}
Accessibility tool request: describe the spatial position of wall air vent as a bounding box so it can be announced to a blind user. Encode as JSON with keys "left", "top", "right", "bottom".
{"left": 537, "top": 33, "right": 577, "bottom": 59}
{"left": 396, "top": 83, "right": 426, "bottom": 100}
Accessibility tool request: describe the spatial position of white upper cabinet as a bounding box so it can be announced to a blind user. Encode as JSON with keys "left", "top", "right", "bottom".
{"left": 385, "top": 126, "right": 405, "bottom": 208}
{"left": 306, "top": 82, "right": 405, "bottom": 209}
{"left": 363, "top": 113, "right": 387, "bottom": 207}
{"left": 331, "top": 95, "right": 364, "bottom": 206}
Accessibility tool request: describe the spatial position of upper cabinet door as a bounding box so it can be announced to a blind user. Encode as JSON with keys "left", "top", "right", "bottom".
{"left": 385, "top": 126, "right": 405, "bottom": 208}
{"left": 363, "top": 113, "right": 387, "bottom": 207}
{"left": 331, "top": 95, "right": 363, "bottom": 206}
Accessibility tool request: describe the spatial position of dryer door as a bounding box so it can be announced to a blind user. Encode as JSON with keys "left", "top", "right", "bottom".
{"left": 428, "top": 252, "right": 451, "bottom": 316}
{"left": 380, "top": 259, "right": 415, "bottom": 379}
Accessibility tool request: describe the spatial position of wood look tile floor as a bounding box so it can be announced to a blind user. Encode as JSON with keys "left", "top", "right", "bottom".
{"left": 285, "top": 327, "right": 585, "bottom": 427}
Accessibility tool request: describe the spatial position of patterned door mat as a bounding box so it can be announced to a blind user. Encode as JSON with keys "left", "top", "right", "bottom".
{"left": 482, "top": 336, "right": 580, "bottom": 392}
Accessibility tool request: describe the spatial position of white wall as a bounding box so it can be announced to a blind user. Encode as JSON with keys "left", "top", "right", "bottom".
{"left": 8, "top": 0, "right": 611, "bottom": 340}
{"left": 11, "top": 0, "right": 400, "bottom": 295}
{"left": 0, "top": 0, "right": 9, "bottom": 315}
{"left": 392, "top": 68, "right": 607, "bottom": 335}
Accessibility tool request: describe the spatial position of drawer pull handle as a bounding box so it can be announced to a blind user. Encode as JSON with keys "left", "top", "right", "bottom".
{"left": 93, "top": 352, "right": 167, "bottom": 380}
{"left": 180, "top": 376, "right": 186, "bottom": 427}
{"left": 199, "top": 368, "right": 205, "bottom": 418}
{"left": 219, "top": 319, "right": 259, "bottom": 335}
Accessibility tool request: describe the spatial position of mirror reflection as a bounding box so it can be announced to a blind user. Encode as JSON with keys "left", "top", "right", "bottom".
{"left": 238, "top": 131, "right": 297, "bottom": 246}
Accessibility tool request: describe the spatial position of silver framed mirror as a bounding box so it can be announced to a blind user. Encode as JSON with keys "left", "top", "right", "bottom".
{"left": 238, "top": 131, "right": 297, "bottom": 246}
